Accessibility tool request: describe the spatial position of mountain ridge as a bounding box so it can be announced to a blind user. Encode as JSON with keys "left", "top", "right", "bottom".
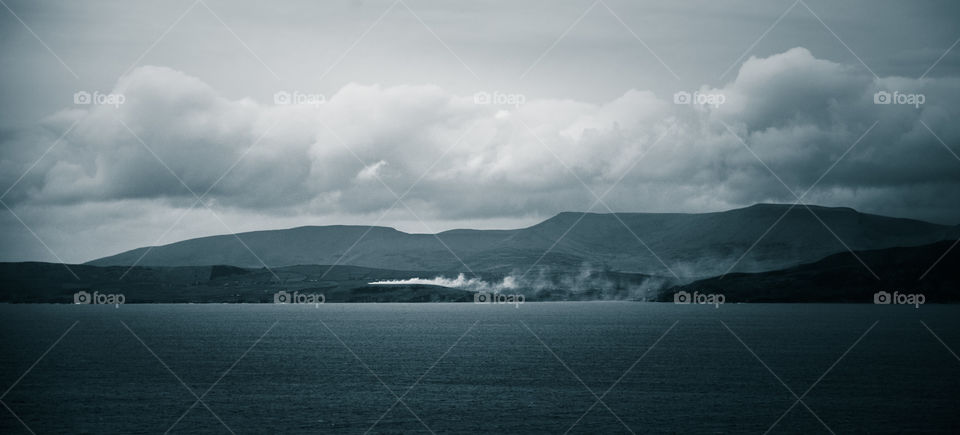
{"left": 87, "top": 203, "right": 960, "bottom": 277}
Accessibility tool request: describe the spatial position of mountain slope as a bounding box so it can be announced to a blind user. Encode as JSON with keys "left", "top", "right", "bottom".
{"left": 507, "top": 204, "right": 959, "bottom": 276}
{"left": 89, "top": 225, "right": 518, "bottom": 272}
{"left": 88, "top": 204, "right": 959, "bottom": 277}
{"left": 662, "top": 240, "right": 960, "bottom": 302}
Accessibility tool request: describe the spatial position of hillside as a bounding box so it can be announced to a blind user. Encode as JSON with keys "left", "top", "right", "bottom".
{"left": 662, "top": 240, "right": 960, "bottom": 303}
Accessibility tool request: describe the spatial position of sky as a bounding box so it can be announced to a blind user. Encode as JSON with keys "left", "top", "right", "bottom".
{"left": 1, "top": 0, "right": 959, "bottom": 263}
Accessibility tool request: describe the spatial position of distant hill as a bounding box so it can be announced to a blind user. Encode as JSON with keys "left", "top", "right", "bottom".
{"left": 0, "top": 263, "right": 476, "bottom": 303}
{"left": 0, "top": 263, "right": 660, "bottom": 303}
{"left": 87, "top": 204, "right": 959, "bottom": 277}
{"left": 5, "top": 241, "right": 957, "bottom": 303}
{"left": 662, "top": 240, "right": 960, "bottom": 303}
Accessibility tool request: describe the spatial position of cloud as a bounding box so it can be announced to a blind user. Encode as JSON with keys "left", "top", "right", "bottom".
{"left": 355, "top": 160, "right": 388, "bottom": 182}
{"left": 3, "top": 47, "right": 960, "bottom": 261}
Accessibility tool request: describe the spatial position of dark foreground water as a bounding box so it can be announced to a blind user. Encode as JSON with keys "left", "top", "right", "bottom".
{"left": 1, "top": 303, "right": 958, "bottom": 434}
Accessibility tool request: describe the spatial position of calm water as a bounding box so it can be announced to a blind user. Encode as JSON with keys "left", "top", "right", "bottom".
{"left": 1, "top": 303, "right": 958, "bottom": 434}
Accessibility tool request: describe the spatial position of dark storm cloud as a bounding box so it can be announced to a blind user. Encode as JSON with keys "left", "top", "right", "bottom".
{"left": 1, "top": 1, "right": 959, "bottom": 262}
{"left": 3, "top": 48, "right": 959, "bottom": 226}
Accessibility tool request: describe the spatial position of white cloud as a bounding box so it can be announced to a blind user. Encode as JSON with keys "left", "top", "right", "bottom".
{"left": 355, "top": 160, "right": 389, "bottom": 182}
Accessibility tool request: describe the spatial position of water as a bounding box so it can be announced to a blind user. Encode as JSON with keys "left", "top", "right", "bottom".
{"left": 1, "top": 303, "right": 958, "bottom": 434}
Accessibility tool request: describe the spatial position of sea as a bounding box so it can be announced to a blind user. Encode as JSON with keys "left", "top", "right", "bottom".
{"left": 1, "top": 303, "right": 958, "bottom": 434}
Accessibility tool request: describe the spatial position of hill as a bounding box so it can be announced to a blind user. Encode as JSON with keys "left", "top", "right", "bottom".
{"left": 662, "top": 240, "right": 960, "bottom": 303}
{"left": 0, "top": 263, "right": 662, "bottom": 303}
{"left": 0, "top": 263, "right": 476, "bottom": 303}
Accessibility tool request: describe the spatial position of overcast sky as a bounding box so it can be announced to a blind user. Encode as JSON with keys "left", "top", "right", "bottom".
{"left": 1, "top": 0, "right": 960, "bottom": 263}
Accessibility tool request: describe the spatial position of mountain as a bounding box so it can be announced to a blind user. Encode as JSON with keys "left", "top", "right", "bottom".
{"left": 662, "top": 240, "right": 960, "bottom": 303}
{"left": 88, "top": 204, "right": 959, "bottom": 277}
{"left": 88, "top": 225, "right": 519, "bottom": 273}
